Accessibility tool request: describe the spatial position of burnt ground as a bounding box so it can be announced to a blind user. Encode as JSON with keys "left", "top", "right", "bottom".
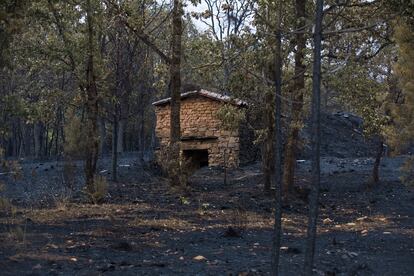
{"left": 0, "top": 156, "right": 413, "bottom": 275}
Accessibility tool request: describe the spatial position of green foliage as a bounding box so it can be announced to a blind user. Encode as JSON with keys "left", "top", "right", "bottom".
{"left": 179, "top": 196, "right": 190, "bottom": 205}
{"left": 325, "top": 61, "right": 389, "bottom": 137}
{"left": 183, "top": 33, "right": 223, "bottom": 89}
{"left": 63, "top": 109, "right": 88, "bottom": 158}
{"left": 216, "top": 104, "right": 246, "bottom": 132}
{"left": 0, "top": 0, "right": 27, "bottom": 67}
{"left": 386, "top": 21, "right": 414, "bottom": 151}
{"left": 153, "top": 63, "right": 169, "bottom": 94}
{"left": 385, "top": 20, "right": 414, "bottom": 185}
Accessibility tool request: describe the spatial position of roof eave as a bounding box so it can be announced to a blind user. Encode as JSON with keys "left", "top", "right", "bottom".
{"left": 152, "top": 90, "right": 248, "bottom": 107}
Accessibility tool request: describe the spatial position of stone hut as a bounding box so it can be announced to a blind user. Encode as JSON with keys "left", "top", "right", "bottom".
{"left": 153, "top": 89, "right": 255, "bottom": 168}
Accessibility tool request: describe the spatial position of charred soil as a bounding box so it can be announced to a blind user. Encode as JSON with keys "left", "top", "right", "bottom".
{"left": 0, "top": 156, "right": 413, "bottom": 275}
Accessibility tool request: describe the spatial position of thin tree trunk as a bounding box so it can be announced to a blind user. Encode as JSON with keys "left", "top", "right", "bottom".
{"left": 99, "top": 117, "right": 107, "bottom": 155}
{"left": 264, "top": 88, "right": 275, "bottom": 195}
{"left": 44, "top": 125, "right": 49, "bottom": 157}
{"left": 34, "top": 122, "right": 42, "bottom": 158}
{"left": 18, "top": 121, "right": 24, "bottom": 157}
{"left": 49, "top": 125, "right": 56, "bottom": 157}
{"left": 223, "top": 51, "right": 230, "bottom": 93}
{"left": 24, "top": 125, "right": 32, "bottom": 157}
{"left": 14, "top": 122, "right": 19, "bottom": 157}
{"left": 224, "top": 140, "right": 230, "bottom": 185}
{"left": 168, "top": 0, "right": 183, "bottom": 186}
{"left": 303, "top": 0, "right": 323, "bottom": 274}
{"left": 59, "top": 107, "right": 65, "bottom": 157}
{"left": 54, "top": 107, "right": 61, "bottom": 156}
{"left": 138, "top": 92, "right": 145, "bottom": 161}
{"left": 117, "top": 119, "right": 124, "bottom": 153}
{"left": 283, "top": 0, "right": 307, "bottom": 194}
{"left": 370, "top": 138, "right": 383, "bottom": 186}
{"left": 271, "top": 4, "right": 283, "bottom": 274}
{"left": 55, "top": 122, "right": 59, "bottom": 156}
{"left": 112, "top": 114, "right": 118, "bottom": 182}
{"left": 84, "top": 0, "right": 99, "bottom": 193}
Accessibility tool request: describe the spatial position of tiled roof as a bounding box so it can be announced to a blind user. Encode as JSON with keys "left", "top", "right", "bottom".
{"left": 152, "top": 89, "right": 248, "bottom": 107}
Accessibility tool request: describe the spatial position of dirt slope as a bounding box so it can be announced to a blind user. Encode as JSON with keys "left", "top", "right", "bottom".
{"left": 302, "top": 112, "right": 378, "bottom": 158}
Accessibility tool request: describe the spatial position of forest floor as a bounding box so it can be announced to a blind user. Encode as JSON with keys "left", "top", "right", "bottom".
{"left": 0, "top": 156, "right": 413, "bottom": 275}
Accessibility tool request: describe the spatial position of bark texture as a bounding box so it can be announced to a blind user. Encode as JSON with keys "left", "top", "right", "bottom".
{"left": 84, "top": 0, "right": 99, "bottom": 192}
{"left": 263, "top": 89, "right": 275, "bottom": 194}
{"left": 168, "top": 0, "right": 183, "bottom": 185}
{"left": 370, "top": 138, "right": 383, "bottom": 186}
{"left": 303, "top": 0, "right": 323, "bottom": 274}
{"left": 283, "top": 0, "right": 307, "bottom": 194}
{"left": 271, "top": 5, "right": 283, "bottom": 275}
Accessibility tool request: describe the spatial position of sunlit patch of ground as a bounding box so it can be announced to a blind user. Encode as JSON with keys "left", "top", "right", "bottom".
{"left": 128, "top": 217, "right": 196, "bottom": 230}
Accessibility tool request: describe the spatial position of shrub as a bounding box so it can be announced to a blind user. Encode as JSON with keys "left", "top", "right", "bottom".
{"left": 401, "top": 157, "right": 414, "bottom": 186}
{"left": 87, "top": 175, "right": 108, "bottom": 204}
{"left": 156, "top": 145, "right": 192, "bottom": 186}
{"left": 62, "top": 159, "right": 76, "bottom": 191}
{"left": 228, "top": 201, "right": 248, "bottom": 235}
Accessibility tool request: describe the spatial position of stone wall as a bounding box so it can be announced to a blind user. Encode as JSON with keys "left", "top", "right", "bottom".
{"left": 154, "top": 96, "right": 240, "bottom": 167}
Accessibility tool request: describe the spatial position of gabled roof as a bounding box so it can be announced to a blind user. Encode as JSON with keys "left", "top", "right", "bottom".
{"left": 152, "top": 89, "right": 248, "bottom": 107}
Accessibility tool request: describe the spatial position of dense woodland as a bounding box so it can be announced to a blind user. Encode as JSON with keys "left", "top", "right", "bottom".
{"left": 0, "top": 0, "right": 413, "bottom": 275}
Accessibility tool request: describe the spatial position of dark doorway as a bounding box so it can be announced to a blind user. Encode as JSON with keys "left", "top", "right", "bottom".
{"left": 183, "top": 149, "right": 209, "bottom": 169}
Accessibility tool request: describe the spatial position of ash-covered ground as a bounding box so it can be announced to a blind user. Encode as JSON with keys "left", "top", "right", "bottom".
{"left": 0, "top": 112, "right": 413, "bottom": 275}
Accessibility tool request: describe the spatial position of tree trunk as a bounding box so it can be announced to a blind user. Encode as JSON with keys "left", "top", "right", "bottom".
{"left": 168, "top": 0, "right": 183, "bottom": 186}
{"left": 59, "top": 107, "right": 65, "bottom": 157}
{"left": 283, "top": 0, "right": 307, "bottom": 194}
{"left": 370, "top": 138, "right": 383, "bottom": 186}
{"left": 117, "top": 119, "right": 124, "bottom": 153}
{"left": 18, "top": 121, "right": 25, "bottom": 158}
{"left": 84, "top": 0, "right": 99, "bottom": 193}
{"left": 25, "top": 124, "right": 33, "bottom": 157}
{"left": 54, "top": 107, "right": 61, "bottom": 156}
{"left": 223, "top": 50, "right": 230, "bottom": 93}
{"left": 44, "top": 125, "right": 49, "bottom": 157}
{"left": 271, "top": 5, "right": 283, "bottom": 275}
{"left": 112, "top": 114, "right": 118, "bottom": 182}
{"left": 49, "top": 125, "right": 55, "bottom": 157}
{"left": 303, "top": 0, "right": 323, "bottom": 274}
{"left": 263, "top": 88, "right": 274, "bottom": 195}
{"left": 138, "top": 98, "right": 146, "bottom": 161}
{"left": 34, "top": 122, "right": 42, "bottom": 158}
{"left": 99, "top": 117, "right": 107, "bottom": 155}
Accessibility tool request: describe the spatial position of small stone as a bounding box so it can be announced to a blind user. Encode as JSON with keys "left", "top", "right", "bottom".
{"left": 193, "top": 255, "right": 206, "bottom": 261}
{"left": 347, "top": 251, "right": 358, "bottom": 258}
{"left": 323, "top": 218, "right": 333, "bottom": 224}
{"left": 356, "top": 216, "right": 368, "bottom": 221}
